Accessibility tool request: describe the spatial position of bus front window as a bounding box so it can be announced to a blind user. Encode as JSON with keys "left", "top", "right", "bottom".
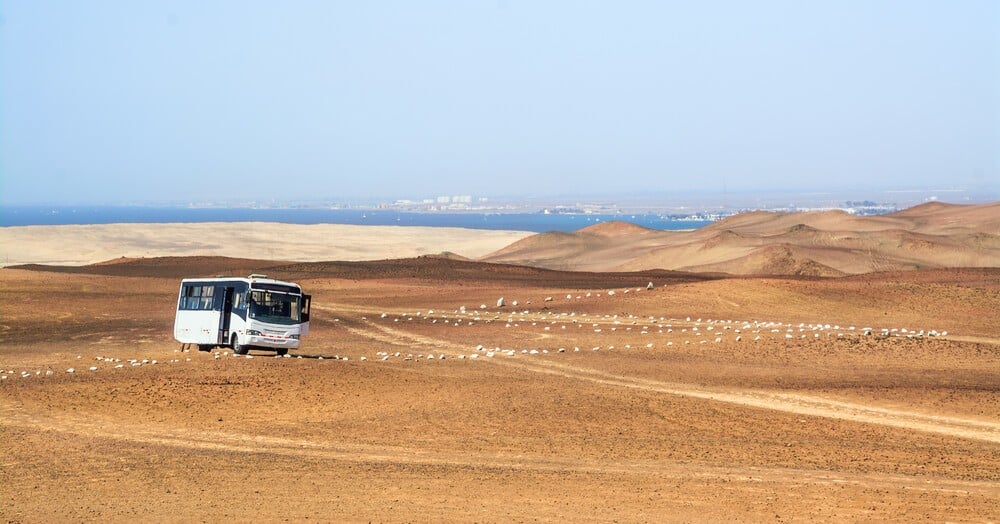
{"left": 249, "top": 290, "right": 301, "bottom": 325}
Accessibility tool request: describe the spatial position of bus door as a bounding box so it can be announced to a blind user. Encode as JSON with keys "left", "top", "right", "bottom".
{"left": 218, "top": 287, "right": 235, "bottom": 344}
{"left": 300, "top": 294, "right": 311, "bottom": 335}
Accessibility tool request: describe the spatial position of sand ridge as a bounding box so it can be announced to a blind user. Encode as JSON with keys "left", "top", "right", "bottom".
{"left": 483, "top": 201, "right": 1000, "bottom": 275}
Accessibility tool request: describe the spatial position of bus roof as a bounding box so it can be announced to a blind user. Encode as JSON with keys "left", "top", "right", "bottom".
{"left": 179, "top": 275, "right": 301, "bottom": 290}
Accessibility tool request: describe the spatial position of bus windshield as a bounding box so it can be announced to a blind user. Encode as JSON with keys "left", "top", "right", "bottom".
{"left": 249, "top": 290, "right": 301, "bottom": 325}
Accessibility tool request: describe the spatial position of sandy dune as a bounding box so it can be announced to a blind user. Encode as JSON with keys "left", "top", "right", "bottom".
{"left": 6, "top": 202, "right": 996, "bottom": 277}
{"left": 2, "top": 259, "right": 998, "bottom": 521}
{"left": 483, "top": 201, "right": 1000, "bottom": 275}
{"left": 0, "top": 222, "right": 532, "bottom": 267}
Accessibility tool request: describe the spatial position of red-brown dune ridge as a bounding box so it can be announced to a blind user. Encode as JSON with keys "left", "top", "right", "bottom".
{"left": 481, "top": 201, "right": 1000, "bottom": 276}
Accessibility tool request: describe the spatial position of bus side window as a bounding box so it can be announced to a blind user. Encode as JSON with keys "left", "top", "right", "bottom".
{"left": 180, "top": 285, "right": 217, "bottom": 310}
{"left": 199, "top": 286, "right": 215, "bottom": 310}
{"left": 182, "top": 285, "right": 200, "bottom": 310}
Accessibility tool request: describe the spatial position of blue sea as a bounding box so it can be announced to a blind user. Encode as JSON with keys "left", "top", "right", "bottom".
{"left": 0, "top": 206, "right": 713, "bottom": 233}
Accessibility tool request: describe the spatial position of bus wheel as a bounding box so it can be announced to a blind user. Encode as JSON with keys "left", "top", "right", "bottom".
{"left": 197, "top": 344, "right": 213, "bottom": 352}
{"left": 232, "top": 335, "right": 249, "bottom": 355}
{"left": 276, "top": 348, "right": 288, "bottom": 356}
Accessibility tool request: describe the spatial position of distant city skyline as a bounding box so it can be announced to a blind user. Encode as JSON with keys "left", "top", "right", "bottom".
{"left": 2, "top": 1, "right": 997, "bottom": 206}
{"left": 4, "top": 183, "right": 993, "bottom": 214}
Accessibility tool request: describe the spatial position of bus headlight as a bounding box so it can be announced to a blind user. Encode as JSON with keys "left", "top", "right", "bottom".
{"left": 246, "top": 329, "right": 262, "bottom": 336}
{"left": 289, "top": 334, "right": 300, "bottom": 340}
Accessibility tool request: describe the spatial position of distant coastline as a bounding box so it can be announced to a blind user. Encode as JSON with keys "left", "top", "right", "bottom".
{"left": 0, "top": 205, "right": 713, "bottom": 233}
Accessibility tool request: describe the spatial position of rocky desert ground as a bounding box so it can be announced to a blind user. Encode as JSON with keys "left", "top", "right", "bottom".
{"left": 1, "top": 257, "right": 998, "bottom": 522}
{"left": 2, "top": 204, "right": 999, "bottom": 522}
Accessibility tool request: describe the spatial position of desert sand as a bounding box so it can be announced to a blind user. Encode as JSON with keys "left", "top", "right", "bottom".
{"left": 2, "top": 206, "right": 999, "bottom": 521}
{"left": 484, "top": 202, "right": 1000, "bottom": 275}
{"left": 5, "top": 202, "right": 998, "bottom": 276}
{"left": 2, "top": 258, "right": 999, "bottom": 521}
{"left": 0, "top": 222, "right": 533, "bottom": 267}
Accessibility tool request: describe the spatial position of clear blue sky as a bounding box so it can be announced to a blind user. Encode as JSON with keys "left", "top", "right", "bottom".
{"left": 1, "top": 1, "right": 997, "bottom": 205}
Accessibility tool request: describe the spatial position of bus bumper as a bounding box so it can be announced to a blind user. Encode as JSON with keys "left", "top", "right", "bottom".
{"left": 245, "top": 335, "right": 301, "bottom": 349}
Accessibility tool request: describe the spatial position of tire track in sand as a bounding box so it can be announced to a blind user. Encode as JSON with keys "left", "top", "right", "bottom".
{"left": 2, "top": 405, "right": 997, "bottom": 495}
{"left": 363, "top": 321, "right": 1000, "bottom": 444}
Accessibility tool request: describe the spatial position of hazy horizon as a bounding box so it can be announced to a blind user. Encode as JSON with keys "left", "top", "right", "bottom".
{"left": 2, "top": 1, "right": 997, "bottom": 206}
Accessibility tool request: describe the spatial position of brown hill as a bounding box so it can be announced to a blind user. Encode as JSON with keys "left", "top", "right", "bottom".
{"left": 576, "top": 221, "right": 660, "bottom": 237}
{"left": 7, "top": 256, "right": 289, "bottom": 278}
{"left": 481, "top": 202, "right": 1000, "bottom": 276}
{"left": 483, "top": 223, "right": 670, "bottom": 272}
{"left": 8, "top": 254, "right": 716, "bottom": 288}
{"left": 679, "top": 244, "right": 847, "bottom": 277}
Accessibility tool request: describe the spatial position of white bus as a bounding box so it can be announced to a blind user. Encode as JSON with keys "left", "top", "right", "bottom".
{"left": 174, "top": 274, "right": 311, "bottom": 355}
